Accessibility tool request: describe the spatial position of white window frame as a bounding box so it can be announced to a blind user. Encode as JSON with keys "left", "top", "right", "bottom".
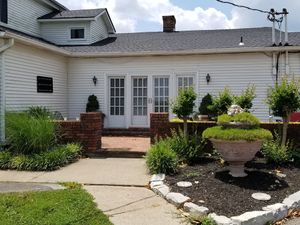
{"left": 69, "top": 27, "right": 86, "bottom": 40}
{"left": 176, "top": 74, "right": 195, "bottom": 93}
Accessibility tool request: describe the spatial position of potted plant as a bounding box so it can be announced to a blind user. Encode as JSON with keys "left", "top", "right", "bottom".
{"left": 198, "top": 93, "right": 213, "bottom": 121}
{"left": 86, "top": 95, "right": 100, "bottom": 112}
{"left": 202, "top": 105, "right": 273, "bottom": 177}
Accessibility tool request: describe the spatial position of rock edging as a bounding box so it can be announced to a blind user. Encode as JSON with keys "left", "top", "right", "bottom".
{"left": 149, "top": 173, "right": 300, "bottom": 225}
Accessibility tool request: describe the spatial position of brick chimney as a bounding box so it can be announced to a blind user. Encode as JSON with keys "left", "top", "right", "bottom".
{"left": 163, "top": 15, "right": 176, "bottom": 32}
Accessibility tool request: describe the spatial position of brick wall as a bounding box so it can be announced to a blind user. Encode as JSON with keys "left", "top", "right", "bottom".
{"left": 150, "top": 113, "right": 300, "bottom": 147}
{"left": 56, "top": 112, "right": 103, "bottom": 153}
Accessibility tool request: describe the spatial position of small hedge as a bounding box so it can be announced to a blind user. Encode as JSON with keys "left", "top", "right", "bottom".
{"left": 217, "top": 112, "right": 260, "bottom": 127}
{"left": 202, "top": 126, "right": 273, "bottom": 142}
{"left": 0, "top": 143, "right": 82, "bottom": 171}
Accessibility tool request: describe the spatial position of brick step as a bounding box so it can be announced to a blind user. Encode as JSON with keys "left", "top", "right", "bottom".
{"left": 86, "top": 150, "right": 146, "bottom": 158}
{"left": 102, "top": 128, "right": 150, "bottom": 137}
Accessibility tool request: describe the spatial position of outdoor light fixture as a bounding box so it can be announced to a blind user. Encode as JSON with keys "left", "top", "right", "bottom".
{"left": 92, "top": 76, "right": 98, "bottom": 86}
{"left": 239, "top": 36, "right": 245, "bottom": 46}
{"left": 206, "top": 73, "right": 211, "bottom": 84}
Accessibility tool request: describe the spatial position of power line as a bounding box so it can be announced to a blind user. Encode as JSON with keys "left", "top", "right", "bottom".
{"left": 215, "top": 0, "right": 270, "bottom": 14}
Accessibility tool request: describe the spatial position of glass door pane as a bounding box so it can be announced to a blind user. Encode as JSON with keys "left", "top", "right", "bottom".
{"left": 132, "top": 77, "right": 147, "bottom": 116}
{"left": 154, "top": 77, "right": 169, "bottom": 112}
{"left": 109, "top": 78, "right": 125, "bottom": 116}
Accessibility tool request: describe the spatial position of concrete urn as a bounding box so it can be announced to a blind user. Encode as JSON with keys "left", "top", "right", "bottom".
{"left": 210, "top": 139, "right": 263, "bottom": 177}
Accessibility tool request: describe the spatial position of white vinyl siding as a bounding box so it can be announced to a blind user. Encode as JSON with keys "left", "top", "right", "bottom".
{"left": 67, "top": 53, "right": 276, "bottom": 124}
{"left": 0, "top": 52, "right": 3, "bottom": 141}
{"left": 4, "top": 43, "right": 68, "bottom": 115}
{"left": 41, "top": 21, "right": 91, "bottom": 45}
{"left": 90, "top": 16, "right": 108, "bottom": 43}
{"left": 6, "top": 0, "right": 53, "bottom": 36}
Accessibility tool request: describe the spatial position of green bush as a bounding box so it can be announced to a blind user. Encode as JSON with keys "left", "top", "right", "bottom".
{"left": 146, "top": 140, "right": 178, "bottom": 175}
{"left": 209, "top": 87, "right": 233, "bottom": 116}
{"left": 261, "top": 132, "right": 292, "bottom": 165}
{"left": 199, "top": 93, "right": 213, "bottom": 115}
{"left": 27, "top": 106, "right": 51, "bottom": 119}
{"left": 0, "top": 143, "right": 82, "bottom": 171}
{"left": 217, "top": 112, "right": 260, "bottom": 127}
{"left": 6, "top": 113, "right": 56, "bottom": 155}
{"left": 234, "top": 85, "right": 256, "bottom": 112}
{"left": 86, "top": 95, "right": 100, "bottom": 112}
{"left": 167, "top": 129, "right": 206, "bottom": 164}
{"left": 202, "top": 126, "right": 273, "bottom": 141}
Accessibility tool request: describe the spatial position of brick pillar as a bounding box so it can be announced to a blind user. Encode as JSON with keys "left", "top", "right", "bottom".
{"left": 80, "top": 112, "right": 103, "bottom": 153}
{"left": 150, "top": 113, "right": 170, "bottom": 144}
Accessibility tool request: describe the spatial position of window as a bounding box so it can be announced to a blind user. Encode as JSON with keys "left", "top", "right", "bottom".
{"left": 0, "top": 0, "right": 8, "bottom": 23}
{"left": 37, "top": 76, "right": 53, "bottom": 93}
{"left": 177, "top": 76, "right": 194, "bottom": 92}
{"left": 70, "top": 28, "right": 85, "bottom": 39}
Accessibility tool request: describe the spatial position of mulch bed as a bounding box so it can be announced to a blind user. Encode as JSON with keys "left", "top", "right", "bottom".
{"left": 165, "top": 157, "right": 300, "bottom": 217}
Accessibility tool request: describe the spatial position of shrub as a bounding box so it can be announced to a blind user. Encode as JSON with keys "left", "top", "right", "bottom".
{"left": 234, "top": 85, "right": 256, "bottom": 112}
{"left": 86, "top": 95, "right": 100, "bottom": 112}
{"left": 209, "top": 87, "right": 233, "bottom": 116}
{"left": 266, "top": 77, "right": 300, "bottom": 146}
{"left": 146, "top": 140, "right": 178, "bottom": 175}
{"left": 217, "top": 112, "right": 260, "bottom": 127}
{"left": 262, "top": 132, "right": 292, "bottom": 165}
{"left": 0, "top": 143, "right": 82, "bottom": 171}
{"left": 167, "top": 129, "right": 206, "bottom": 164}
{"left": 199, "top": 93, "right": 213, "bottom": 115}
{"left": 6, "top": 113, "right": 56, "bottom": 155}
{"left": 27, "top": 106, "right": 51, "bottom": 119}
{"left": 202, "top": 126, "right": 273, "bottom": 142}
{"left": 171, "top": 87, "right": 197, "bottom": 136}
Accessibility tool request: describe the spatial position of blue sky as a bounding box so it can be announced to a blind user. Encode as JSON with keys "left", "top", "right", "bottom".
{"left": 58, "top": 0, "right": 300, "bottom": 33}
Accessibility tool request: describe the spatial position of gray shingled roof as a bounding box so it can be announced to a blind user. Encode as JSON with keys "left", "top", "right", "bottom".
{"left": 62, "top": 27, "right": 300, "bottom": 53}
{"left": 38, "top": 8, "right": 105, "bottom": 20}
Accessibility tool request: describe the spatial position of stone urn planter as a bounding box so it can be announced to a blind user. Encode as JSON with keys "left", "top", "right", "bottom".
{"left": 203, "top": 109, "right": 273, "bottom": 177}
{"left": 210, "top": 139, "right": 263, "bottom": 177}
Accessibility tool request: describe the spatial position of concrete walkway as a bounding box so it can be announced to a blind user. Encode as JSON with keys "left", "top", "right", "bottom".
{"left": 0, "top": 158, "right": 183, "bottom": 225}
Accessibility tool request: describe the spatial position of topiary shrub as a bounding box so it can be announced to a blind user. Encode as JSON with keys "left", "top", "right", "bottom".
{"left": 199, "top": 93, "right": 213, "bottom": 115}
{"left": 146, "top": 140, "right": 178, "bottom": 175}
{"left": 167, "top": 129, "right": 206, "bottom": 164}
{"left": 6, "top": 112, "right": 56, "bottom": 155}
{"left": 171, "top": 87, "right": 197, "bottom": 136}
{"left": 266, "top": 77, "right": 300, "bottom": 147}
{"left": 234, "top": 85, "right": 256, "bottom": 112}
{"left": 209, "top": 87, "right": 233, "bottom": 116}
{"left": 86, "top": 95, "right": 100, "bottom": 112}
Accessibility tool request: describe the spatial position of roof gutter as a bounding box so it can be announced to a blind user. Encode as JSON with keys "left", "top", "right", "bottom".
{"left": 69, "top": 45, "right": 300, "bottom": 58}
{"left": 3, "top": 31, "right": 70, "bottom": 56}
{"left": 0, "top": 32, "right": 14, "bottom": 143}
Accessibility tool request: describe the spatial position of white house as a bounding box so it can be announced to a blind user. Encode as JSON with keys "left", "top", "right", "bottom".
{"left": 1, "top": 0, "right": 300, "bottom": 141}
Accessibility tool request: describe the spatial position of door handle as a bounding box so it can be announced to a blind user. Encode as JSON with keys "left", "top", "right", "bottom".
{"left": 148, "top": 98, "right": 153, "bottom": 104}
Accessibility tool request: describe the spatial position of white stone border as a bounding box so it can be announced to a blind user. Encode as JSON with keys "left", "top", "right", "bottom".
{"left": 149, "top": 174, "right": 300, "bottom": 225}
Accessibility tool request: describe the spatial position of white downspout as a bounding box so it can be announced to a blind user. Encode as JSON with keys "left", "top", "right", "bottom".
{"left": 285, "top": 51, "right": 290, "bottom": 74}
{"left": 0, "top": 33, "right": 14, "bottom": 144}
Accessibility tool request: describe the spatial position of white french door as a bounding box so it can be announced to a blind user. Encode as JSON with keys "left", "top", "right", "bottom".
{"left": 132, "top": 77, "right": 148, "bottom": 126}
{"left": 108, "top": 77, "right": 126, "bottom": 128}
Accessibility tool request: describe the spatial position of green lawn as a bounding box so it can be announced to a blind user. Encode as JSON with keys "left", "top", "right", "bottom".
{"left": 0, "top": 185, "right": 113, "bottom": 225}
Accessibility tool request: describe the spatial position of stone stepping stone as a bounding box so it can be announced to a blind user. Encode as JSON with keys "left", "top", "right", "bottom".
{"left": 252, "top": 193, "right": 271, "bottom": 201}
{"left": 177, "top": 181, "right": 192, "bottom": 188}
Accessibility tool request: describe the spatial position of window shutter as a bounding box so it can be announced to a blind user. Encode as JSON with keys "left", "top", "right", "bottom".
{"left": 0, "top": 0, "right": 8, "bottom": 23}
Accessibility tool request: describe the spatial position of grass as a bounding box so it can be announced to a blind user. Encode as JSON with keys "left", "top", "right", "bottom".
{"left": 202, "top": 126, "right": 273, "bottom": 141}
{"left": 0, "top": 185, "right": 112, "bottom": 225}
